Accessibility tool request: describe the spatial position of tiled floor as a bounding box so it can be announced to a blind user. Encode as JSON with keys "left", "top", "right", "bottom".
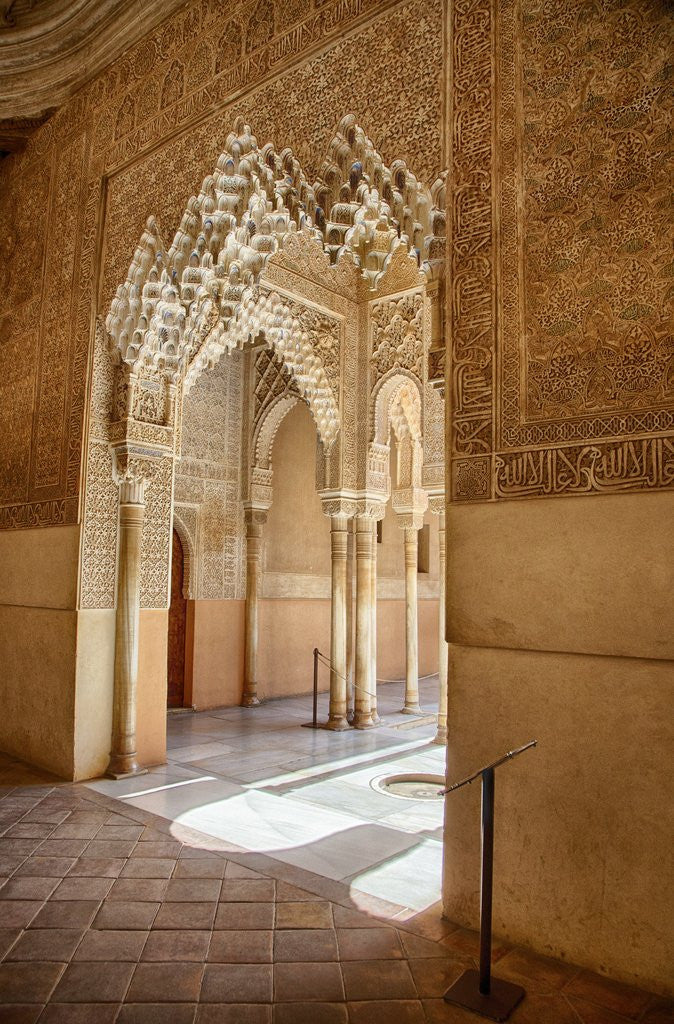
{"left": 1, "top": 714, "right": 671, "bottom": 1022}
{"left": 88, "top": 678, "right": 447, "bottom": 916}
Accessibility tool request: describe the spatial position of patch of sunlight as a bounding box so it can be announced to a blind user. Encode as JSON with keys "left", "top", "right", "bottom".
{"left": 117, "top": 775, "right": 218, "bottom": 799}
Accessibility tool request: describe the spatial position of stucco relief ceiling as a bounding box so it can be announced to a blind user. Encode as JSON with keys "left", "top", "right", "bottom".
{"left": 0, "top": 0, "right": 185, "bottom": 154}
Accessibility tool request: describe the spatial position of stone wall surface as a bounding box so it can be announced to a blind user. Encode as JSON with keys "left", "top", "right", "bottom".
{"left": 443, "top": 0, "right": 674, "bottom": 996}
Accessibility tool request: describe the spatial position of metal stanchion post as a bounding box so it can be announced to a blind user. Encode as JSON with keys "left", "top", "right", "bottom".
{"left": 443, "top": 741, "right": 537, "bottom": 1022}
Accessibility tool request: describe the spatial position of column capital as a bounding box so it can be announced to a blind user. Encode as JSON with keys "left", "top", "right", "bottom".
{"left": 354, "top": 499, "right": 387, "bottom": 521}
{"left": 393, "top": 485, "right": 428, "bottom": 530}
{"left": 428, "top": 494, "right": 446, "bottom": 516}
{"left": 243, "top": 505, "right": 269, "bottom": 530}
{"left": 320, "top": 496, "right": 358, "bottom": 519}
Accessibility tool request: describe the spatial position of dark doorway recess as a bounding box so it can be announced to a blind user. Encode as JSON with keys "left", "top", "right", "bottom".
{"left": 167, "top": 528, "right": 187, "bottom": 708}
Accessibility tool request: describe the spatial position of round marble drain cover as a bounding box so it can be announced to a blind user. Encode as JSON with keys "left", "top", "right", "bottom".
{"left": 371, "top": 773, "right": 445, "bottom": 800}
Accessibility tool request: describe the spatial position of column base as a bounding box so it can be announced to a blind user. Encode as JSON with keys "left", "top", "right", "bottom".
{"left": 241, "top": 693, "right": 261, "bottom": 708}
{"left": 105, "top": 755, "right": 147, "bottom": 780}
{"left": 400, "top": 703, "right": 423, "bottom": 715}
{"left": 432, "top": 727, "right": 448, "bottom": 746}
{"left": 325, "top": 715, "right": 351, "bottom": 731}
{"left": 353, "top": 714, "right": 376, "bottom": 729}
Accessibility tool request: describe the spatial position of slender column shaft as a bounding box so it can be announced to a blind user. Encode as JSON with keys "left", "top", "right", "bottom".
{"left": 327, "top": 516, "right": 350, "bottom": 730}
{"left": 107, "top": 480, "right": 146, "bottom": 778}
{"left": 354, "top": 518, "right": 374, "bottom": 728}
{"left": 346, "top": 524, "right": 355, "bottom": 721}
{"left": 370, "top": 520, "right": 379, "bottom": 723}
{"left": 434, "top": 511, "right": 448, "bottom": 744}
{"left": 402, "top": 526, "right": 421, "bottom": 713}
{"left": 242, "top": 512, "right": 265, "bottom": 707}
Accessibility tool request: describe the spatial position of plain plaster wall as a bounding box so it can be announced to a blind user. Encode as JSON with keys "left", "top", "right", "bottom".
{"left": 442, "top": 490, "right": 674, "bottom": 995}
{"left": 0, "top": 525, "right": 80, "bottom": 777}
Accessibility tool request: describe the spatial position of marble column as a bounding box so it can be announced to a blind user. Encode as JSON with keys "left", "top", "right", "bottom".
{"left": 354, "top": 518, "right": 374, "bottom": 729}
{"left": 402, "top": 526, "right": 422, "bottom": 714}
{"left": 242, "top": 509, "right": 266, "bottom": 708}
{"left": 370, "top": 519, "right": 379, "bottom": 723}
{"left": 327, "top": 515, "right": 350, "bottom": 730}
{"left": 107, "top": 477, "right": 147, "bottom": 779}
{"left": 434, "top": 511, "right": 448, "bottom": 745}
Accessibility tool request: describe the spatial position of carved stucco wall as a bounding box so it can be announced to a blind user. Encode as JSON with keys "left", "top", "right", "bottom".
{"left": 448, "top": 0, "right": 673, "bottom": 503}
{"left": 0, "top": 0, "right": 444, "bottom": 533}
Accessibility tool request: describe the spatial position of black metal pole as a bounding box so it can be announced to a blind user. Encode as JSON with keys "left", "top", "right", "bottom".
{"left": 312, "top": 647, "right": 319, "bottom": 727}
{"left": 479, "top": 767, "right": 495, "bottom": 996}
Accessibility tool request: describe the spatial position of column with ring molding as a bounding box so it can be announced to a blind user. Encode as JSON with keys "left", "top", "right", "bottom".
{"left": 434, "top": 509, "right": 448, "bottom": 744}
{"left": 326, "top": 515, "right": 350, "bottom": 730}
{"left": 353, "top": 517, "right": 375, "bottom": 728}
{"left": 370, "top": 519, "right": 379, "bottom": 724}
{"left": 242, "top": 508, "right": 267, "bottom": 708}
{"left": 107, "top": 475, "right": 147, "bottom": 778}
{"left": 401, "top": 525, "right": 422, "bottom": 714}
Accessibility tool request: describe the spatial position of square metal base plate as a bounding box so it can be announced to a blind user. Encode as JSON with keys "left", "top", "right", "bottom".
{"left": 444, "top": 969, "right": 525, "bottom": 1022}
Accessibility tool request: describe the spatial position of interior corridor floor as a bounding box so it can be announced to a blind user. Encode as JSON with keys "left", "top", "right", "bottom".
{"left": 89, "top": 677, "right": 446, "bottom": 919}
{"left": 0, "top": 704, "right": 670, "bottom": 1021}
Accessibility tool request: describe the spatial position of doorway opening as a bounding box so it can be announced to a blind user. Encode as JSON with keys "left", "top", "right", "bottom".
{"left": 167, "top": 528, "right": 187, "bottom": 709}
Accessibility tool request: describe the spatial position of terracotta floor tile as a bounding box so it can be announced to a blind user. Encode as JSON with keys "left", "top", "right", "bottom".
{"left": 201, "top": 963, "right": 273, "bottom": 1003}
{"left": 332, "top": 906, "right": 381, "bottom": 929}
{"left": 273, "top": 961, "right": 345, "bottom": 1002}
{"left": 273, "top": 1002, "right": 348, "bottom": 1023}
{"left": 120, "top": 857, "right": 176, "bottom": 879}
{"left": 67, "top": 858, "right": 125, "bottom": 878}
{"left": 36, "top": 841, "right": 89, "bottom": 859}
{"left": 219, "top": 879, "right": 275, "bottom": 902}
{"left": 0, "top": 877, "right": 59, "bottom": 900}
{"left": 0, "top": 928, "right": 21, "bottom": 957}
{"left": 29, "top": 901, "right": 100, "bottom": 930}
{"left": 73, "top": 928, "right": 148, "bottom": 961}
{"left": 274, "top": 902, "right": 333, "bottom": 930}
{"left": 50, "top": 824, "right": 102, "bottom": 841}
{"left": 5, "top": 824, "right": 54, "bottom": 840}
{"left": 153, "top": 901, "right": 217, "bottom": 930}
{"left": 126, "top": 962, "right": 203, "bottom": 1002}
{"left": 347, "top": 1000, "right": 426, "bottom": 1024}
{"left": 399, "top": 931, "right": 450, "bottom": 959}
{"left": 14, "top": 858, "right": 76, "bottom": 877}
{"left": 208, "top": 929, "right": 273, "bottom": 963}
{"left": 641, "top": 996, "right": 674, "bottom": 1024}
{"left": 341, "top": 960, "right": 416, "bottom": 1001}
{"left": 6, "top": 928, "right": 84, "bottom": 962}
{"left": 214, "top": 902, "right": 275, "bottom": 930}
{"left": 0, "top": 901, "right": 43, "bottom": 928}
{"left": 0, "top": 839, "right": 42, "bottom": 857}
{"left": 496, "top": 947, "right": 581, "bottom": 994}
{"left": 165, "top": 878, "right": 221, "bottom": 903}
{"left": 130, "top": 841, "right": 181, "bottom": 858}
{"left": 224, "top": 862, "right": 264, "bottom": 879}
{"left": 95, "top": 826, "right": 144, "bottom": 842}
{"left": 117, "top": 1004, "right": 197, "bottom": 1024}
{"left": 196, "top": 1005, "right": 271, "bottom": 1023}
{"left": 0, "top": 961, "right": 64, "bottom": 1002}
{"left": 422, "top": 997, "right": 494, "bottom": 1023}
{"left": 407, "top": 956, "right": 470, "bottom": 997}
{"left": 51, "top": 961, "right": 134, "bottom": 1002}
{"left": 273, "top": 928, "right": 338, "bottom": 962}
{"left": 141, "top": 929, "right": 211, "bottom": 962}
{"left": 174, "top": 859, "right": 226, "bottom": 879}
{"left": 92, "top": 901, "right": 160, "bottom": 930}
{"left": 336, "top": 927, "right": 404, "bottom": 961}
{"left": 440, "top": 927, "right": 509, "bottom": 963}
{"left": 0, "top": 1004, "right": 43, "bottom": 1023}
{"left": 108, "top": 878, "right": 169, "bottom": 901}
{"left": 565, "top": 995, "right": 641, "bottom": 1024}
{"left": 51, "top": 877, "right": 114, "bottom": 901}
{"left": 81, "top": 840, "right": 137, "bottom": 859}
{"left": 275, "top": 881, "right": 323, "bottom": 902}
{"left": 565, "top": 970, "right": 652, "bottom": 1019}
{"left": 39, "top": 1005, "right": 120, "bottom": 1023}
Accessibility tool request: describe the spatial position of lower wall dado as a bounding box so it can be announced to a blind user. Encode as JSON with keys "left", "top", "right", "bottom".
{"left": 189, "top": 598, "right": 440, "bottom": 709}
{"left": 443, "top": 644, "right": 674, "bottom": 996}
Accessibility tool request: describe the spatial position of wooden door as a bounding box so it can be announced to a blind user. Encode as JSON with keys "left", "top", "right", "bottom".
{"left": 167, "top": 528, "right": 187, "bottom": 708}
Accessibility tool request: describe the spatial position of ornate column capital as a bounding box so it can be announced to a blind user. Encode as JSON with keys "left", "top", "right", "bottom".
{"left": 354, "top": 499, "right": 387, "bottom": 521}
{"left": 393, "top": 485, "right": 428, "bottom": 530}
{"left": 428, "top": 494, "right": 446, "bottom": 516}
{"left": 320, "top": 496, "right": 358, "bottom": 520}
